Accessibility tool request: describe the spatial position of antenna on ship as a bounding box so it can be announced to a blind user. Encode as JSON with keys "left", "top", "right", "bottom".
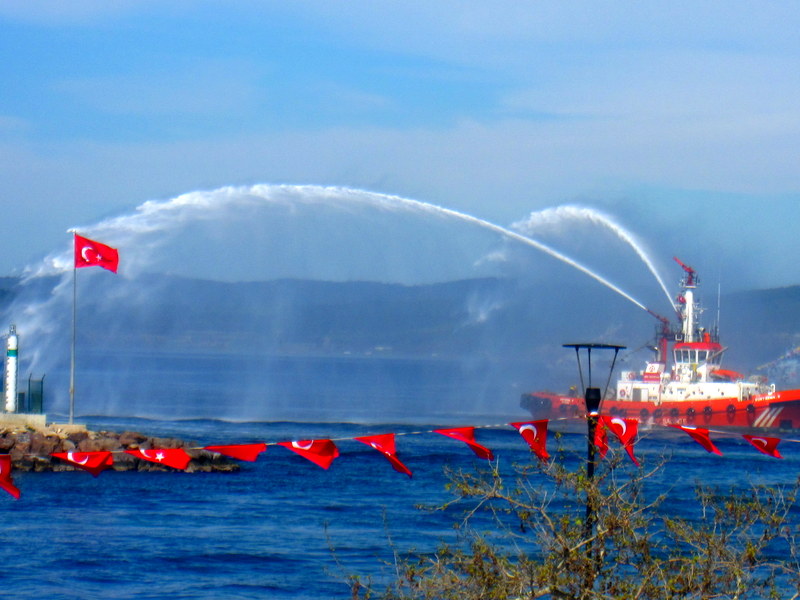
{"left": 716, "top": 280, "right": 721, "bottom": 342}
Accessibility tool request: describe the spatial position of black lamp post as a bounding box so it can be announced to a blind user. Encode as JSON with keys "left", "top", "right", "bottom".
{"left": 563, "top": 343, "right": 625, "bottom": 551}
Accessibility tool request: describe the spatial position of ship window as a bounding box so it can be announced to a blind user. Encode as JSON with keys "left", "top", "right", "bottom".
{"left": 698, "top": 351, "right": 707, "bottom": 361}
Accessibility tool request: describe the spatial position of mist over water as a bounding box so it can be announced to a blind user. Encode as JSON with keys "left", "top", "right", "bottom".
{"left": 2, "top": 185, "right": 674, "bottom": 422}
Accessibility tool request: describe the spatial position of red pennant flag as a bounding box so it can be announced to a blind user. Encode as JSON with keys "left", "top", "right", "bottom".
{"left": 52, "top": 451, "right": 114, "bottom": 477}
{"left": 434, "top": 427, "right": 494, "bottom": 460}
{"left": 204, "top": 443, "right": 266, "bottom": 462}
{"left": 0, "top": 455, "right": 20, "bottom": 499}
{"left": 594, "top": 420, "right": 609, "bottom": 458}
{"left": 125, "top": 448, "right": 192, "bottom": 470}
{"left": 355, "top": 433, "right": 412, "bottom": 477}
{"left": 278, "top": 440, "right": 339, "bottom": 470}
{"left": 743, "top": 435, "right": 783, "bottom": 459}
{"left": 671, "top": 425, "right": 722, "bottom": 456}
{"left": 74, "top": 233, "right": 119, "bottom": 273}
{"left": 601, "top": 416, "right": 640, "bottom": 466}
{"left": 510, "top": 420, "right": 550, "bottom": 461}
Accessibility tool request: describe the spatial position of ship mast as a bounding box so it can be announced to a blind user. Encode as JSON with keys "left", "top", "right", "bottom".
{"left": 674, "top": 257, "right": 699, "bottom": 343}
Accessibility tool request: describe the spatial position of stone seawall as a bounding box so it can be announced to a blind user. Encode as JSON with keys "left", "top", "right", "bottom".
{"left": 0, "top": 426, "right": 239, "bottom": 472}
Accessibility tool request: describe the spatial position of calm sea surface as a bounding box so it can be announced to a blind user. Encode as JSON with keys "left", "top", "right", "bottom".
{"left": 4, "top": 356, "right": 800, "bottom": 598}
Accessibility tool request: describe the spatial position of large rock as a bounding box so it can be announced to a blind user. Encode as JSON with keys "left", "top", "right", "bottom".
{"left": 0, "top": 426, "right": 239, "bottom": 473}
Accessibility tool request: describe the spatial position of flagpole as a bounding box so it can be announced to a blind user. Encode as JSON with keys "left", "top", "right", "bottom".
{"left": 70, "top": 240, "right": 76, "bottom": 425}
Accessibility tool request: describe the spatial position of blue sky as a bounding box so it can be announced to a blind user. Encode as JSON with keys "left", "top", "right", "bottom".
{"left": 1, "top": 1, "right": 799, "bottom": 289}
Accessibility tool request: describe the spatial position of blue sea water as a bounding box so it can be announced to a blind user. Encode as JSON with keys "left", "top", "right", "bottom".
{"left": 4, "top": 349, "right": 800, "bottom": 599}
{"left": 55, "top": 350, "right": 535, "bottom": 423}
{"left": 2, "top": 418, "right": 800, "bottom": 599}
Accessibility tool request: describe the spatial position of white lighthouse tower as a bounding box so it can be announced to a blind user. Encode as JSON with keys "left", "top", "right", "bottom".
{"left": 4, "top": 325, "right": 18, "bottom": 413}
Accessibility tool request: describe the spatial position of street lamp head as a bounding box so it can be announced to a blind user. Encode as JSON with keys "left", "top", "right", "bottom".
{"left": 585, "top": 387, "right": 602, "bottom": 415}
{"left": 563, "top": 342, "right": 627, "bottom": 399}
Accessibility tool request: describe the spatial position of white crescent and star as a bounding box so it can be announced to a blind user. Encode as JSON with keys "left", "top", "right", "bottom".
{"left": 141, "top": 449, "right": 165, "bottom": 461}
{"left": 292, "top": 441, "right": 314, "bottom": 450}
{"left": 519, "top": 424, "right": 540, "bottom": 437}
{"left": 81, "top": 246, "right": 96, "bottom": 262}
{"left": 610, "top": 417, "right": 627, "bottom": 436}
{"left": 750, "top": 437, "right": 769, "bottom": 449}
{"left": 367, "top": 442, "right": 394, "bottom": 457}
{"left": 67, "top": 452, "right": 90, "bottom": 465}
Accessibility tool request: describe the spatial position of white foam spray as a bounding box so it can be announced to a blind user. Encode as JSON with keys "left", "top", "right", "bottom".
{"left": 512, "top": 205, "right": 675, "bottom": 311}
{"left": 27, "top": 185, "right": 651, "bottom": 310}
{"left": 5, "top": 184, "right": 657, "bottom": 417}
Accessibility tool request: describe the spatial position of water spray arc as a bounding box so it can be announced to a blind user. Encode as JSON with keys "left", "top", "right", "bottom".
{"left": 33, "top": 185, "right": 662, "bottom": 316}
{"left": 512, "top": 205, "right": 675, "bottom": 312}
{"left": 7, "top": 184, "right": 671, "bottom": 418}
{"left": 360, "top": 190, "right": 653, "bottom": 313}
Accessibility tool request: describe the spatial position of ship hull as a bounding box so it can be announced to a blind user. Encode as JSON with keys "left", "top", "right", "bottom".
{"left": 521, "top": 389, "right": 800, "bottom": 430}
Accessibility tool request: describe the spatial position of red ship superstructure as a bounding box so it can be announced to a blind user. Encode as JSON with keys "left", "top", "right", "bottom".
{"left": 522, "top": 258, "right": 800, "bottom": 429}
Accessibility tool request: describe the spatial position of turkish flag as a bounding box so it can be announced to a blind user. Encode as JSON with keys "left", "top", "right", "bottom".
{"left": 743, "top": 435, "right": 783, "bottom": 459}
{"left": 205, "top": 443, "right": 266, "bottom": 462}
{"left": 278, "top": 439, "right": 339, "bottom": 470}
{"left": 74, "top": 233, "right": 119, "bottom": 273}
{"left": 125, "top": 448, "right": 192, "bottom": 470}
{"left": 510, "top": 420, "right": 550, "bottom": 461}
{"left": 0, "top": 455, "right": 20, "bottom": 499}
{"left": 594, "top": 420, "right": 609, "bottom": 458}
{"left": 52, "top": 451, "right": 114, "bottom": 477}
{"left": 671, "top": 425, "right": 722, "bottom": 456}
{"left": 434, "top": 427, "right": 493, "bottom": 460}
{"left": 600, "top": 416, "right": 640, "bottom": 466}
{"left": 355, "top": 433, "right": 412, "bottom": 477}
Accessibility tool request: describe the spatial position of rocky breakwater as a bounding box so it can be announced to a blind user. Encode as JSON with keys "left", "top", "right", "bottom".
{"left": 0, "top": 426, "right": 240, "bottom": 473}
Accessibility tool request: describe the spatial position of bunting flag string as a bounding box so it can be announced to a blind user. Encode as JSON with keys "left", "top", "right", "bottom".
{"left": 355, "top": 433, "right": 413, "bottom": 477}
{"left": 278, "top": 439, "right": 339, "bottom": 470}
{"left": 3, "top": 415, "right": 800, "bottom": 500}
{"left": 742, "top": 435, "right": 783, "bottom": 458}
{"left": 434, "top": 427, "right": 494, "bottom": 460}
{"left": 669, "top": 425, "right": 723, "bottom": 456}
{"left": 203, "top": 443, "right": 267, "bottom": 462}
{"left": 594, "top": 419, "right": 610, "bottom": 458}
{"left": 599, "top": 416, "right": 640, "bottom": 466}
{"left": 510, "top": 420, "right": 550, "bottom": 462}
{"left": 125, "top": 448, "right": 192, "bottom": 470}
{"left": 52, "top": 451, "right": 114, "bottom": 477}
{"left": 0, "top": 455, "right": 21, "bottom": 500}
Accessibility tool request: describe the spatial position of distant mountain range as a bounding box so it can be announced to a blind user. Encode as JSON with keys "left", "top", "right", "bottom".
{"left": 1, "top": 274, "right": 798, "bottom": 386}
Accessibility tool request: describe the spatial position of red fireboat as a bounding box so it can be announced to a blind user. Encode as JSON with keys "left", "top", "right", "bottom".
{"left": 521, "top": 258, "right": 800, "bottom": 430}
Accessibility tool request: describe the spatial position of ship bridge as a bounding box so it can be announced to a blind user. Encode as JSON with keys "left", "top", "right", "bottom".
{"left": 672, "top": 339, "right": 724, "bottom": 383}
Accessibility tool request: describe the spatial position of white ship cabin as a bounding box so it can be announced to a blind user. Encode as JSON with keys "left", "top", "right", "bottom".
{"left": 616, "top": 337, "right": 772, "bottom": 404}
{"left": 672, "top": 338, "right": 724, "bottom": 383}
{"left": 615, "top": 266, "right": 773, "bottom": 404}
